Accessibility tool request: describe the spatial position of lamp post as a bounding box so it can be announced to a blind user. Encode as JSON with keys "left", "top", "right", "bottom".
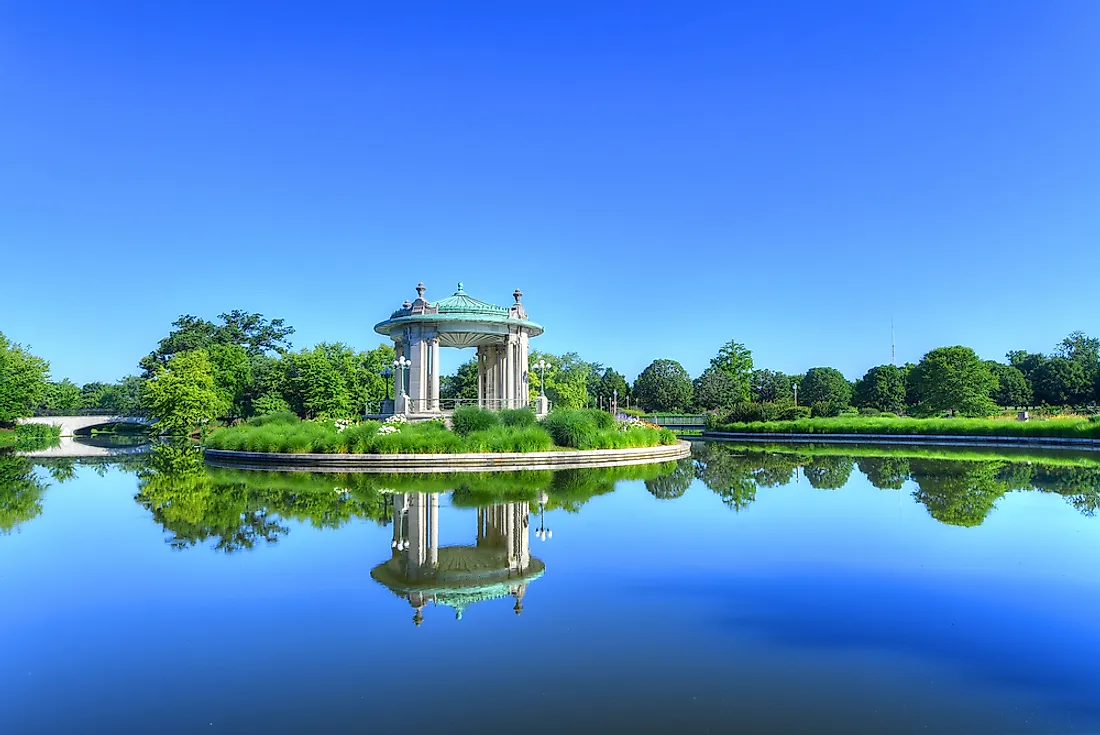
{"left": 613, "top": 388, "right": 618, "bottom": 416}
{"left": 535, "top": 358, "right": 552, "bottom": 397}
{"left": 382, "top": 367, "right": 393, "bottom": 400}
{"left": 394, "top": 356, "right": 411, "bottom": 397}
{"left": 793, "top": 383, "right": 799, "bottom": 406}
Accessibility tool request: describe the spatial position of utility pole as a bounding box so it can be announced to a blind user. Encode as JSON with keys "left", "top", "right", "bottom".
{"left": 891, "top": 316, "right": 896, "bottom": 367}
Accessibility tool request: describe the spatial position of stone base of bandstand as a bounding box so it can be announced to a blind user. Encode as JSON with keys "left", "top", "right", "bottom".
{"left": 203, "top": 441, "right": 691, "bottom": 473}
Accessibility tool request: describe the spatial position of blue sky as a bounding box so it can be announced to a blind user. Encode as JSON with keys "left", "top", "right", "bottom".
{"left": 2, "top": 1, "right": 1098, "bottom": 385}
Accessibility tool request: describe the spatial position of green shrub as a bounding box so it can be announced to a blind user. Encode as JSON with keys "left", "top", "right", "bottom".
{"left": 542, "top": 410, "right": 601, "bottom": 449}
{"left": 726, "top": 402, "right": 767, "bottom": 423}
{"left": 452, "top": 406, "right": 499, "bottom": 435}
{"left": 498, "top": 407, "right": 537, "bottom": 427}
{"left": 859, "top": 407, "right": 881, "bottom": 416}
{"left": 464, "top": 425, "right": 554, "bottom": 453}
{"left": 246, "top": 411, "right": 299, "bottom": 427}
{"left": 778, "top": 405, "right": 812, "bottom": 421}
{"left": 879, "top": 412, "right": 899, "bottom": 419}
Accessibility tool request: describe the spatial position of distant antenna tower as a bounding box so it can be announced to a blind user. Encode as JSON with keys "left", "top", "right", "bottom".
{"left": 891, "top": 317, "right": 896, "bottom": 366}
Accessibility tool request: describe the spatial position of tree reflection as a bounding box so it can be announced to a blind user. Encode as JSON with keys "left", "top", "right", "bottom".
{"left": 645, "top": 457, "right": 693, "bottom": 500}
{"left": 0, "top": 453, "right": 48, "bottom": 534}
{"left": 908, "top": 459, "right": 1009, "bottom": 527}
{"left": 856, "top": 456, "right": 911, "bottom": 490}
{"left": 136, "top": 443, "right": 390, "bottom": 552}
{"left": 691, "top": 442, "right": 756, "bottom": 511}
{"left": 802, "top": 456, "right": 854, "bottom": 490}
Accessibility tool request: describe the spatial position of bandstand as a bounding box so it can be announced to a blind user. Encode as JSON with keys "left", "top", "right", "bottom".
{"left": 373, "top": 283, "right": 545, "bottom": 416}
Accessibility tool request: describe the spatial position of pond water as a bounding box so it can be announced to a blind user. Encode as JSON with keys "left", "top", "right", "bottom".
{"left": 1, "top": 440, "right": 1099, "bottom": 734}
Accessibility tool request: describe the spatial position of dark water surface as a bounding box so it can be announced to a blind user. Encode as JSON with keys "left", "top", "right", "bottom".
{"left": 2, "top": 441, "right": 1099, "bottom": 734}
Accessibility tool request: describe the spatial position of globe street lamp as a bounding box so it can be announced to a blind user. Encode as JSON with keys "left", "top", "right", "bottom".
{"left": 613, "top": 388, "right": 618, "bottom": 416}
{"left": 535, "top": 359, "right": 552, "bottom": 397}
{"left": 535, "top": 492, "right": 553, "bottom": 541}
{"left": 382, "top": 366, "right": 394, "bottom": 400}
{"left": 394, "top": 356, "right": 411, "bottom": 397}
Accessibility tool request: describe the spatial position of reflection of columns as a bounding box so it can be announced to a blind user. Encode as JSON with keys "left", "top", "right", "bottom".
{"left": 406, "top": 492, "right": 440, "bottom": 580}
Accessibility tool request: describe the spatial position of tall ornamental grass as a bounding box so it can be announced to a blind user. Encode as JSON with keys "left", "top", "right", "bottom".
{"left": 712, "top": 416, "right": 1100, "bottom": 439}
{"left": 452, "top": 406, "right": 498, "bottom": 435}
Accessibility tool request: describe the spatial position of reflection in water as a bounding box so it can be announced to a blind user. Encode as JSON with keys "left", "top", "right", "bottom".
{"left": 0, "top": 453, "right": 48, "bottom": 534}
{"left": 692, "top": 442, "right": 1100, "bottom": 526}
{"left": 371, "top": 493, "right": 544, "bottom": 625}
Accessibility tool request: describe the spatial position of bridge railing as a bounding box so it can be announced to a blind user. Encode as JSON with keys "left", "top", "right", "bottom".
{"left": 638, "top": 414, "right": 705, "bottom": 428}
{"left": 33, "top": 408, "right": 150, "bottom": 417}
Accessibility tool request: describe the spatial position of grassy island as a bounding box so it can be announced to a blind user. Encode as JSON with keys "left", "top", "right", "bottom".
{"left": 707, "top": 415, "right": 1100, "bottom": 440}
{"left": 204, "top": 407, "right": 677, "bottom": 455}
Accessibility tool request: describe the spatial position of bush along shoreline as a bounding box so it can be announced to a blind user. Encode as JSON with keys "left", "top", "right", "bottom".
{"left": 705, "top": 415, "right": 1100, "bottom": 440}
{"left": 0, "top": 424, "right": 62, "bottom": 452}
{"left": 203, "top": 407, "right": 678, "bottom": 455}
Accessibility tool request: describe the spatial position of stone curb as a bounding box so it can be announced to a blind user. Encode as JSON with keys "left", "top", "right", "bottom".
{"left": 702, "top": 431, "right": 1100, "bottom": 450}
{"left": 203, "top": 441, "right": 691, "bottom": 473}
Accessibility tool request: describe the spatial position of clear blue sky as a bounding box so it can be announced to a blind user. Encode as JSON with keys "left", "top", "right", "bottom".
{"left": 2, "top": 1, "right": 1098, "bottom": 385}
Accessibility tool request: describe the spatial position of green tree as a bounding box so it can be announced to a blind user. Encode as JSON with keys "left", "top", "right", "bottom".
{"left": 633, "top": 359, "right": 693, "bottom": 413}
{"left": 856, "top": 456, "right": 911, "bottom": 490}
{"left": 802, "top": 456, "right": 854, "bottom": 490}
{"left": 39, "top": 379, "right": 83, "bottom": 412}
{"left": 207, "top": 343, "right": 253, "bottom": 419}
{"left": 798, "top": 367, "right": 852, "bottom": 417}
{"left": 528, "top": 351, "right": 598, "bottom": 410}
{"left": 985, "top": 362, "right": 1033, "bottom": 407}
{"left": 593, "top": 368, "right": 630, "bottom": 405}
{"left": 911, "top": 346, "right": 997, "bottom": 417}
{"left": 749, "top": 369, "right": 794, "bottom": 404}
{"left": 140, "top": 311, "right": 294, "bottom": 377}
{"left": 0, "top": 332, "right": 50, "bottom": 424}
{"left": 1031, "top": 357, "right": 1091, "bottom": 406}
{"left": 1007, "top": 350, "right": 1045, "bottom": 381}
{"left": 692, "top": 367, "right": 742, "bottom": 412}
{"left": 282, "top": 347, "right": 351, "bottom": 419}
{"left": 852, "top": 365, "right": 907, "bottom": 414}
{"left": 0, "top": 454, "right": 49, "bottom": 534}
{"left": 250, "top": 392, "right": 292, "bottom": 416}
{"left": 709, "top": 340, "right": 753, "bottom": 402}
{"left": 909, "top": 459, "right": 1007, "bottom": 527}
{"left": 691, "top": 442, "right": 757, "bottom": 511}
{"left": 143, "top": 349, "right": 229, "bottom": 435}
{"left": 440, "top": 359, "right": 479, "bottom": 401}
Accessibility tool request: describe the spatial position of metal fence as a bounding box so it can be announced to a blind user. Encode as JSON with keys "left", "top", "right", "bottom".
{"left": 33, "top": 408, "right": 149, "bottom": 417}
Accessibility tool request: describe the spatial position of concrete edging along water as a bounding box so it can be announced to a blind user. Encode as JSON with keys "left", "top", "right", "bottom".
{"left": 202, "top": 441, "right": 691, "bottom": 473}
{"left": 702, "top": 431, "right": 1100, "bottom": 451}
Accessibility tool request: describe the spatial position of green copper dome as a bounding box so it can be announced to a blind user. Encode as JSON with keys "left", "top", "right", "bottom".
{"left": 374, "top": 282, "right": 544, "bottom": 341}
{"left": 431, "top": 283, "right": 509, "bottom": 317}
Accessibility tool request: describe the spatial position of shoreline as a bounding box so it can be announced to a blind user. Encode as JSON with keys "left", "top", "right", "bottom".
{"left": 203, "top": 441, "right": 691, "bottom": 473}
{"left": 702, "top": 431, "right": 1100, "bottom": 450}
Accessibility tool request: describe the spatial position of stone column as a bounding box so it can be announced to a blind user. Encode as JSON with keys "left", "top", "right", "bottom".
{"left": 407, "top": 336, "right": 428, "bottom": 413}
{"left": 519, "top": 331, "right": 530, "bottom": 409}
{"left": 430, "top": 338, "right": 440, "bottom": 412}
{"left": 503, "top": 337, "right": 515, "bottom": 409}
{"left": 476, "top": 346, "right": 485, "bottom": 408}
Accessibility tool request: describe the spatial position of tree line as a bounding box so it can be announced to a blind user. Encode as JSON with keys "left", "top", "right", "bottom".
{"left": 5, "top": 314, "right": 1100, "bottom": 433}
{"left": 628, "top": 331, "right": 1100, "bottom": 419}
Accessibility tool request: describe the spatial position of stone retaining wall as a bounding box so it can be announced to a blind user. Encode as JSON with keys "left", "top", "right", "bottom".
{"left": 703, "top": 431, "right": 1100, "bottom": 450}
{"left": 203, "top": 441, "right": 691, "bottom": 473}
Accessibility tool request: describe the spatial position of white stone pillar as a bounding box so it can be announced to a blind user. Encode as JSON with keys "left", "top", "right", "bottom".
{"left": 476, "top": 346, "right": 485, "bottom": 408}
{"left": 408, "top": 336, "right": 428, "bottom": 413}
{"left": 503, "top": 337, "right": 515, "bottom": 409}
{"left": 430, "top": 338, "right": 440, "bottom": 412}
{"left": 519, "top": 331, "right": 530, "bottom": 409}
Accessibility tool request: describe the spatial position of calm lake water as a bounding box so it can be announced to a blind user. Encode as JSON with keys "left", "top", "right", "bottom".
{"left": 2, "top": 440, "right": 1099, "bottom": 734}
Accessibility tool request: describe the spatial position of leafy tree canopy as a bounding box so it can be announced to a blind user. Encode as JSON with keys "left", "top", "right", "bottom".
{"left": 709, "top": 340, "right": 753, "bottom": 402}
{"left": 1031, "top": 357, "right": 1091, "bottom": 406}
{"left": 749, "top": 369, "right": 794, "bottom": 404}
{"left": 633, "top": 359, "right": 693, "bottom": 413}
{"left": 912, "top": 346, "right": 997, "bottom": 417}
{"left": 0, "top": 332, "right": 50, "bottom": 424}
{"left": 693, "top": 367, "right": 742, "bottom": 412}
{"left": 852, "top": 364, "right": 907, "bottom": 414}
{"left": 143, "top": 349, "right": 229, "bottom": 435}
{"left": 140, "top": 311, "right": 295, "bottom": 376}
{"left": 985, "top": 362, "right": 1033, "bottom": 407}
{"left": 798, "top": 367, "right": 852, "bottom": 416}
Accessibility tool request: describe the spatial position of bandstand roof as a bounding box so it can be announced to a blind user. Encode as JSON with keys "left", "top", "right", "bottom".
{"left": 373, "top": 283, "right": 544, "bottom": 344}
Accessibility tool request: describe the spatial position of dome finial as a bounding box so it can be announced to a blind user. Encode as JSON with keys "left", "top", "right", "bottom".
{"left": 416, "top": 282, "right": 426, "bottom": 299}
{"left": 513, "top": 288, "right": 523, "bottom": 304}
{"left": 456, "top": 282, "right": 464, "bottom": 294}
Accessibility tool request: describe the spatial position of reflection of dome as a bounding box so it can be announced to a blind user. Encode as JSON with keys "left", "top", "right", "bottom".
{"left": 371, "top": 546, "right": 545, "bottom": 621}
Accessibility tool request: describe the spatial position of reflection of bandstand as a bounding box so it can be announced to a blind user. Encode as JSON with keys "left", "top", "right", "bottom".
{"left": 370, "top": 493, "right": 545, "bottom": 626}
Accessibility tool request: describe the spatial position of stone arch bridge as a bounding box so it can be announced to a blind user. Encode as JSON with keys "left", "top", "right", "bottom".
{"left": 20, "top": 411, "right": 154, "bottom": 437}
